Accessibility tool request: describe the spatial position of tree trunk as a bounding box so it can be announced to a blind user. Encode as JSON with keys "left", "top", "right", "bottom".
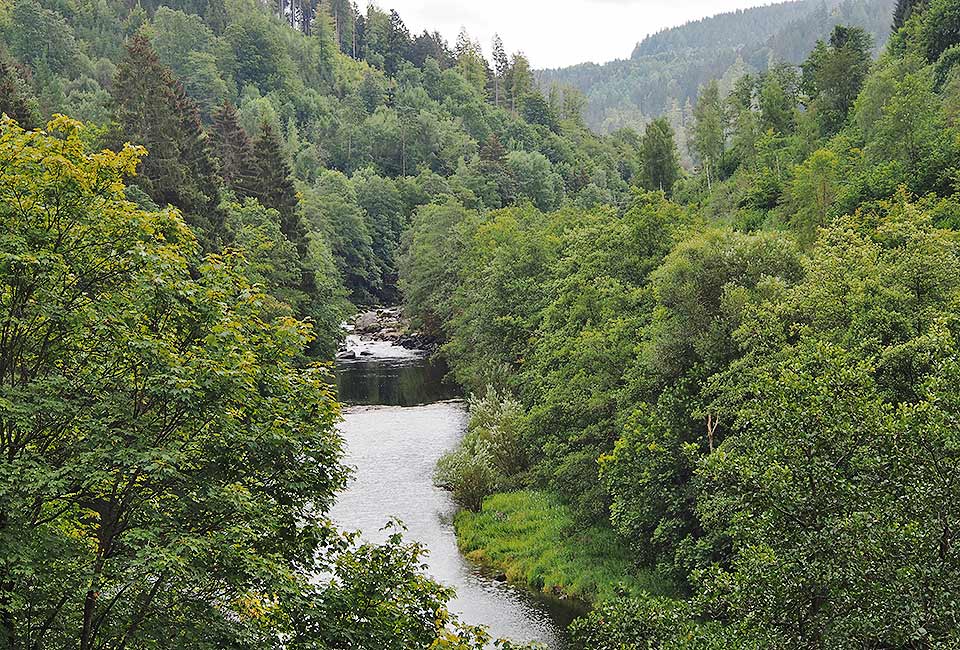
{"left": 79, "top": 560, "right": 104, "bottom": 650}
{"left": 0, "top": 511, "right": 14, "bottom": 650}
{"left": 706, "top": 413, "right": 718, "bottom": 453}
{"left": 1, "top": 582, "right": 14, "bottom": 650}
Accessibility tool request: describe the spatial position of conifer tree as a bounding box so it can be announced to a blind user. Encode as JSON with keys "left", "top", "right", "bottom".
{"left": 212, "top": 101, "right": 260, "bottom": 199}
{"left": 172, "top": 81, "right": 225, "bottom": 236}
{"left": 893, "top": 0, "right": 926, "bottom": 31}
{"left": 112, "top": 35, "right": 226, "bottom": 249}
{"left": 492, "top": 35, "right": 508, "bottom": 107}
{"left": 252, "top": 121, "right": 309, "bottom": 259}
{"left": 0, "top": 53, "right": 40, "bottom": 129}
{"left": 384, "top": 10, "right": 411, "bottom": 75}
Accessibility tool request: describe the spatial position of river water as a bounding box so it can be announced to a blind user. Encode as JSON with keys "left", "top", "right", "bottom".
{"left": 331, "top": 334, "right": 576, "bottom": 648}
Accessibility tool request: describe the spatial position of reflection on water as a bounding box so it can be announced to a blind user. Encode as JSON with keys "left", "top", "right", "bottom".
{"left": 335, "top": 334, "right": 459, "bottom": 407}
{"left": 336, "top": 354, "right": 459, "bottom": 406}
{"left": 331, "top": 335, "right": 577, "bottom": 648}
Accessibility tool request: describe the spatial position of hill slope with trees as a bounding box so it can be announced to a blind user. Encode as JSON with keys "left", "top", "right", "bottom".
{"left": 407, "top": 0, "right": 960, "bottom": 646}
{"left": 537, "top": 0, "right": 897, "bottom": 141}
{"left": 3, "top": 0, "right": 960, "bottom": 647}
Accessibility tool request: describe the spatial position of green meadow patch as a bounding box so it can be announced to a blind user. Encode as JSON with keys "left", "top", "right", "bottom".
{"left": 454, "top": 490, "right": 678, "bottom": 603}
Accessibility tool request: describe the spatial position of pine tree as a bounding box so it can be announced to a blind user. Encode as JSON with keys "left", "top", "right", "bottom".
{"left": 211, "top": 102, "right": 260, "bottom": 199}
{"left": 113, "top": 35, "right": 227, "bottom": 249}
{"left": 252, "top": 121, "right": 308, "bottom": 259}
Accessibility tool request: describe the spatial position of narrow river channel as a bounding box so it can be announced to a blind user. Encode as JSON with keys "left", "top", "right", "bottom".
{"left": 330, "top": 334, "right": 577, "bottom": 648}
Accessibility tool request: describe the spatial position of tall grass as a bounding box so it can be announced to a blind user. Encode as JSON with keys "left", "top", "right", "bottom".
{"left": 454, "top": 490, "right": 678, "bottom": 603}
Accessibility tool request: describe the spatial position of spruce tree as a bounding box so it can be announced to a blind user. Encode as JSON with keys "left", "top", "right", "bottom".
{"left": 385, "top": 10, "right": 411, "bottom": 75}
{"left": 0, "top": 53, "right": 40, "bottom": 129}
{"left": 252, "top": 121, "right": 308, "bottom": 259}
{"left": 893, "top": 0, "right": 926, "bottom": 31}
{"left": 112, "top": 35, "right": 226, "bottom": 249}
{"left": 211, "top": 102, "right": 260, "bottom": 199}
{"left": 172, "top": 81, "right": 226, "bottom": 241}
{"left": 492, "top": 34, "right": 508, "bottom": 107}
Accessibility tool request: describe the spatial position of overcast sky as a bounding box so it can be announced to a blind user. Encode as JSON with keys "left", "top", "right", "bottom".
{"left": 374, "top": 0, "right": 781, "bottom": 69}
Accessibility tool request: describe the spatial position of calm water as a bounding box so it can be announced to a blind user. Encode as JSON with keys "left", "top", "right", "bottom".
{"left": 335, "top": 335, "right": 458, "bottom": 407}
{"left": 331, "top": 335, "right": 576, "bottom": 648}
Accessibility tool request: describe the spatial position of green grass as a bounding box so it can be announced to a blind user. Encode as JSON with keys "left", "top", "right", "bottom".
{"left": 454, "top": 490, "right": 678, "bottom": 603}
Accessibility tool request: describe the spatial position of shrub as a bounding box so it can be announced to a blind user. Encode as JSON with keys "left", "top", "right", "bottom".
{"left": 434, "top": 387, "right": 527, "bottom": 510}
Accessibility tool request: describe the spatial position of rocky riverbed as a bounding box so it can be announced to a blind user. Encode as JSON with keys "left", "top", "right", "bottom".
{"left": 336, "top": 306, "right": 438, "bottom": 360}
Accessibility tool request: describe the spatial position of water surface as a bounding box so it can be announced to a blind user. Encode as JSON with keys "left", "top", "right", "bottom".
{"left": 335, "top": 335, "right": 457, "bottom": 406}
{"left": 331, "top": 336, "right": 576, "bottom": 648}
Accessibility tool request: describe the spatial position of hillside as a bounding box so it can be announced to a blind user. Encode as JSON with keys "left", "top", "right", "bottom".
{"left": 537, "top": 0, "right": 896, "bottom": 138}
{"left": 4, "top": 0, "right": 960, "bottom": 647}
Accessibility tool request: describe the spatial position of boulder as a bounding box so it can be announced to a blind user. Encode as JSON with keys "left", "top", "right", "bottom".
{"left": 354, "top": 311, "right": 380, "bottom": 333}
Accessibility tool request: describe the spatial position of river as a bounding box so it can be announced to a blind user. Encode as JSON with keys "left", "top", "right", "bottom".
{"left": 330, "top": 334, "right": 576, "bottom": 648}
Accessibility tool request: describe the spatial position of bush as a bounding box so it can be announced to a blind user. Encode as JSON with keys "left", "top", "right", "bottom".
{"left": 434, "top": 387, "right": 527, "bottom": 510}
{"left": 570, "top": 595, "right": 764, "bottom": 649}
{"left": 435, "top": 442, "right": 501, "bottom": 512}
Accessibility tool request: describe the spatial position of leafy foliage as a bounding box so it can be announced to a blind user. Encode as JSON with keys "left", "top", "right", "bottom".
{"left": 435, "top": 387, "right": 527, "bottom": 511}
{"left": 9, "top": 0, "right": 960, "bottom": 646}
{"left": 0, "top": 115, "right": 540, "bottom": 649}
{"left": 406, "top": 3, "right": 960, "bottom": 647}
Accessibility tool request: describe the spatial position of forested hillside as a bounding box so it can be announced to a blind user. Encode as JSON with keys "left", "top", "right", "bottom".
{"left": 538, "top": 0, "right": 896, "bottom": 140}
{"left": 3, "top": 0, "right": 960, "bottom": 647}
{"left": 0, "top": 0, "right": 638, "bottom": 328}
{"left": 0, "top": 0, "right": 638, "bottom": 646}
{"left": 408, "top": 0, "right": 960, "bottom": 645}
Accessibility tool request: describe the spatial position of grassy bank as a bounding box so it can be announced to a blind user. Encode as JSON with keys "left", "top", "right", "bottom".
{"left": 454, "top": 491, "right": 678, "bottom": 603}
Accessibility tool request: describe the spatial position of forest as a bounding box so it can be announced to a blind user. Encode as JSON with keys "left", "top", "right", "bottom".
{"left": 538, "top": 0, "right": 896, "bottom": 141}
{"left": 1, "top": 0, "right": 960, "bottom": 646}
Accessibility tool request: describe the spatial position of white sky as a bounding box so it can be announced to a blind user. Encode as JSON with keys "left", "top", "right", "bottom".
{"left": 374, "top": 0, "right": 782, "bottom": 69}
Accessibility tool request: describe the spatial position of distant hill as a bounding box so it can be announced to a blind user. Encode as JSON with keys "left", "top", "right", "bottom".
{"left": 537, "top": 0, "right": 896, "bottom": 137}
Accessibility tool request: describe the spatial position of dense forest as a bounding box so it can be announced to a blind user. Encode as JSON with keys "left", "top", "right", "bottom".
{"left": 0, "top": 0, "right": 632, "bottom": 645}
{"left": 538, "top": 0, "right": 896, "bottom": 142}
{"left": 417, "top": 0, "right": 960, "bottom": 645}
{"left": 2, "top": 0, "right": 960, "bottom": 646}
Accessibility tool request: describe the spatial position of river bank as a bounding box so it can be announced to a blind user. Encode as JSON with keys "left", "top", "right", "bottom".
{"left": 454, "top": 491, "right": 679, "bottom": 606}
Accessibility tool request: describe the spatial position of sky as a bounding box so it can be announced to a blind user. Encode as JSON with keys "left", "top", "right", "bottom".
{"left": 375, "top": 0, "right": 782, "bottom": 69}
